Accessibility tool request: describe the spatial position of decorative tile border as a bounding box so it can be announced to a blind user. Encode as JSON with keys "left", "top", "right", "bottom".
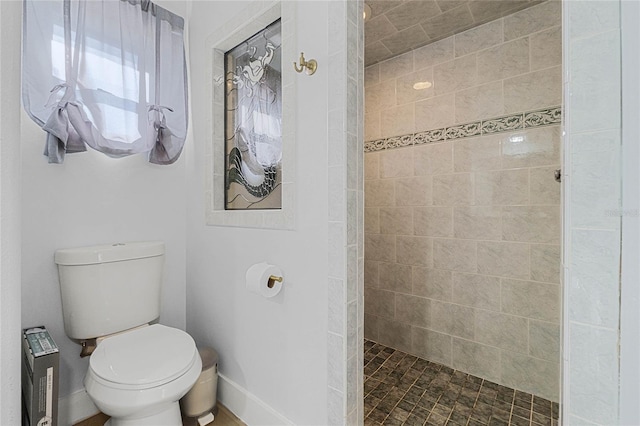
{"left": 364, "top": 106, "right": 562, "bottom": 153}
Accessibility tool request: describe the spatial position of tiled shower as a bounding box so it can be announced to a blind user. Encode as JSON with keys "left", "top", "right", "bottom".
{"left": 363, "top": 0, "right": 562, "bottom": 419}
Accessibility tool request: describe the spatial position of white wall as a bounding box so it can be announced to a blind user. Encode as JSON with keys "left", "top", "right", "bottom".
{"left": 20, "top": 0, "right": 188, "bottom": 399}
{"left": 0, "top": 1, "right": 23, "bottom": 424}
{"left": 185, "top": 1, "right": 354, "bottom": 424}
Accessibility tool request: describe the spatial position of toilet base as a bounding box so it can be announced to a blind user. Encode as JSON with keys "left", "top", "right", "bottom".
{"left": 104, "top": 403, "right": 182, "bottom": 426}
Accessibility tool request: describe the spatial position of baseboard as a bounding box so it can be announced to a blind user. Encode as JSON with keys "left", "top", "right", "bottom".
{"left": 58, "top": 389, "right": 99, "bottom": 425}
{"left": 218, "top": 373, "right": 293, "bottom": 426}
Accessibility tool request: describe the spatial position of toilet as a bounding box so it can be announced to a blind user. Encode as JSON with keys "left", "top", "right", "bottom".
{"left": 55, "top": 241, "right": 202, "bottom": 426}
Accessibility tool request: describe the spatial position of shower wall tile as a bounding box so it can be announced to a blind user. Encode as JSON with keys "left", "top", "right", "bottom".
{"left": 531, "top": 26, "right": 562, "bottom": 71}
{"left": 477, "top": 38, "right": 530, "bottom": 85}
{"left": 452, "top": 273, "right": 501, "bottom": 312}
{"left": 364, "top": 2, "right": 561, "bottom": 404}
{"left": 477, "top": 241, "right": 529, "bottom": 279}
{"left": 412, "top": 327, "right": 453, "bottom": 366}
{"left": 503, "top": 66, "right": 562, "bottom": 114}
{"left": 453, "top": 206, "right": 502, "bottom": 241}
{"left": 474, "top": 310, "right": 528, "bottom": 354}
{"left": 395, "top": 293, "right": 431, "bottom": 328}
{"left": 414, "top": 142, "right": 453, "bottom": 176}
{"left": 501, "top": 279, "right": 561, "bottom": 323}
{"left": 530, "top": 244, "right": 561, "bottom": 284}
{"left": 414, "top": 206, "right": 454, "bottom": 237}
{"left": 379, "top": 261, "right": 413, "bottom": 294}
{"left": 452, "top": 338, "right": 501, "bottom": 383}
{"left": 454, "top": 19, "right": 503, "bottom": 57}
{"left": 412, "top": 267, "right": 453, "bottom": 301}
{"left": 395, "top": 177, "right": 432, "bottom": 206}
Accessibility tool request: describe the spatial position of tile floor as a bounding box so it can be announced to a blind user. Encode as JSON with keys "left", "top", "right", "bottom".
{"left": 364, "top": 340, "right": 559, "bottom": 426}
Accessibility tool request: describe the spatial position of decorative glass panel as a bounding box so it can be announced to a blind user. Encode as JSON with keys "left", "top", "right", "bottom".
{"left": 224, "top": 19, "right": 282, "bottom": 210}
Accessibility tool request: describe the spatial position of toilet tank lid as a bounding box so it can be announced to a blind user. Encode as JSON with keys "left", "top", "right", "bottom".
{"left": 54, "top": 241, "right": 165, "bottom": 266}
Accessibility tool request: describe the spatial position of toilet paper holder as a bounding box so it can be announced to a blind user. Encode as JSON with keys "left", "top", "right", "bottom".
{"left": 268, "top": 275, "right": 283, "bottom": 288}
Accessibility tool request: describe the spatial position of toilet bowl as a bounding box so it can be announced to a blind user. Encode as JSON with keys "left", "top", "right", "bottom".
{"left": 84, "top": 324, "right": 202, "bottom": 426}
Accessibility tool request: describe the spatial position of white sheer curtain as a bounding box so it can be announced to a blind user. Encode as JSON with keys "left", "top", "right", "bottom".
{"left": 22, "top": 0, "right": 188, "bottom": 164}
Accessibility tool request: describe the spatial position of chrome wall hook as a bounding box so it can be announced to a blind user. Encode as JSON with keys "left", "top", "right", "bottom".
{"left": 293, "top": 52, "right": 317, "bottom": 75}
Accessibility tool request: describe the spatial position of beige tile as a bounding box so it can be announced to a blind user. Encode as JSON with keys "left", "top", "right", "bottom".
{"left": 385, "top": 0, "right": 442, "bottom": 30}
{"left": 453, "top": 136, "right": 502, "bottom": 172}
{"left": 529, "top": 320, "right": 560, "bottom": 362}
{"left": 436, "top": 0, "right": 466, "bottom": 12}
{"left": 504, "top": 0, "right": 562, "bottom": 40}
{"left": 364, "top": 260, "right": 379, "bottom": 289}
{"left": 414, "top": 37, "right": 455, "bottom": 70}
{"left": 365, "top": 41, "right": 394, "bottom": 67}
{"left": 503, "top": 66, "right": 562, "bottom": 114}
{"left": 379, "top": 51, "right": 414, "bottom": 82}
{"left": 452, "top": 272, "right": 501, "bottom": 312}
{"left": 474, "top": 169, "right": 529, "bottom": 206}
{"left": 433, "top": 238, "right": 477, "bottom": 273}
{"left": 411, "top": 327, "right": 453, "bottom": 366}
{"left": 378, "top": 317, "right": 413, "bottom": 353}
{"left": 365, "top": 208, "right": 380, "bottom": 234}
{"left": 530, "top": 244, "right": 561, "bottom": 284}
{"left": 396, "top": 235, "right": 432, "bottom": 267}
{"left": 430, "top": 301, "right": 475, "bottom": 339}
{"left": 531, "top": 26, "right": 562, "bottom": 71}
{"left": 365, "top": 233, "right": 396, "bottom": 262}
{"left": 365, "top": 179, "right": 395, "bottom": 207}
{"left": 501, "top": 279, "right": 561, "bottom": 322}
{"left": 379, "top": 261, "right": 413, "bottom": 294}
{"left": 395, "top": 293, "right": 431, "bottom": 328}
{"left": 397, "top": 68, "right": 435, "bottom": 105}
{"left": 367, "top": 0, "right": 403, "bottom": 20}
{"left": 365, "top": 152, "right": 379, "bottom": 180}
{"left": 414, "top": 206, "right": 454, "bottom": 237}
{"left": 454, "top": 19, "right": 503, "bottom": 57}
{"left": 433, "top": 173, "right": 473, "bottom": 206}
{"left": 433, "top": 54, "right": 478, "bottom": 95}
{"left": 477, "top": 38, "right": 530, "bottom": 85}
{"left": 365, "top": 111, "right": 381, "bottom": 141}
{"left": 530, "top": 166, "right": 561, "bottom": 205}
{"left": 452, "top": 338, "right": 501, "bottom": 382}
{"left": 365, "top": 64, "right": 380, "bottom": 87}
{"left": 500, "top": 351, "right": 560, "bottom": 402}
{"left": 475, "top": 310, "right": 528, "bottom": 354}
{"left": 467, "top": 0, "right": 530, "bottom": 23}
{"left": 380, "top": 207, "right": 413, "bottom": 235}
{"left": 413, "top": 267, "right": 453, "bottom": 301}
{"left": 365, "top": 287, "right": 395, "bottom": 319}
{"left": 477, "top": 241, "right": 529, "bottom": 279}
{"left": 414, "top": 142, "right": 453, "bottom": 175}
{"left": 380, "top": 148, "right": 415, "bottom": 178}
{"left": 381, "top": 104, "right": 415, "bottom": 138}
{"left": 396, "top": 177, "right": 432, "bottom": 206}
{"left": 454, "top": 206, "right": 502, "bottom": 241}
{"left": 415, "top": 93, "right": 456, "bottom": 131}
{"left": 381, "top": 24, "right": 429, "bottom": 56}
{"left": 455, "top": 81, "right": 503, "bottom": 123}
{"left": 501, "top": 126, "right": 561, "bottom": 169}
{"left": 421, "top": 4, "right": 474, "bottom": 40}
{"left": 502, "top": 205, "right": 561, "bottom": 244}
{"left": 365, "top": 14, "right": 399, "bottom": 46}
{"left": 364, "top": 313, "right": 380, "bottom": 341}
{"left": 365, "top": 79, "right": 396, "bottom": 114}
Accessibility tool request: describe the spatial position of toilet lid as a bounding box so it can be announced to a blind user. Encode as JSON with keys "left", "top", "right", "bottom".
{"left": 90, "top": 324, "right": 197, "bottom": 388}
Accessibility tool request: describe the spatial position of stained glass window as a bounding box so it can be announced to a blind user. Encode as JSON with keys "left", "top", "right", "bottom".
{"left": 224, "top": 19, "right": 282, "bottom": 210}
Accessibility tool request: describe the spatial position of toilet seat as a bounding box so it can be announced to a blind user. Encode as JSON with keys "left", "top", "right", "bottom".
{"left": 90, "top": 324, "right": 198, "bottom": 390}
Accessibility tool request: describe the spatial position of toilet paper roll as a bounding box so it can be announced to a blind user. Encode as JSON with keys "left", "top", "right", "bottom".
{"left": 245, "top": 262, "right": 283, "bottom": 298}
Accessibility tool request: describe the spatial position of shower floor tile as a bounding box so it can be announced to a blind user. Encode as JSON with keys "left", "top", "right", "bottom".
{"left": 364, "top": 340, "right": 559, "bottom": 426}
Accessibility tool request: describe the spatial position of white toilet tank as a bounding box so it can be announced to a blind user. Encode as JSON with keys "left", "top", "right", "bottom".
{"left": 55, "top": 241, "right": 165, "bottom": 340}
